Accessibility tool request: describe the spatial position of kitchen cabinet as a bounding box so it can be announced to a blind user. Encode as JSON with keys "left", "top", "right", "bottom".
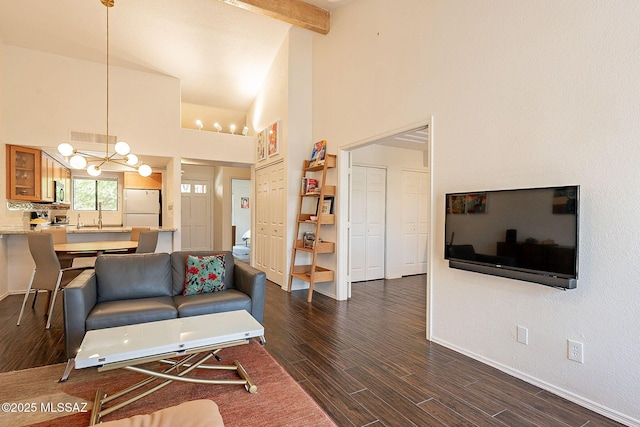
{"left": 6, "top": 145, "right": 71, "bottom": 203}
{"left": 6, "top": 145, "right": 41, "bottom": 201}
{"left": 41, "top": 152, "right": 55, "bottom": 202}
{"left": 63, "top": 167, "right": 71, "bottom": 203}
{"left": 123, "top": 172, "right": 162, "bottom": 190}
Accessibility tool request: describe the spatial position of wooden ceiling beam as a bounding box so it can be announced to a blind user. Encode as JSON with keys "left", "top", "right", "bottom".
{"left": 218, "top": 0, "right": 330, "bottom": 35}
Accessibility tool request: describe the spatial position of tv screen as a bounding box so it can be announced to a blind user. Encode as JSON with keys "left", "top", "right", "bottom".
{"left": 445, "top": 186, "right": 579, "bottom": 289}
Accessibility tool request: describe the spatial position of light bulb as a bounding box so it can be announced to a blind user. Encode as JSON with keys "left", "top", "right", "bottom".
{"left": 87, "top": 164, "right": 102, "bottom": 176}
{"left": 125, "top": 153, "right": 138, "bottom": 166}
{"left": 230, "top": 124, "right": 236, "bottom": 134}
{"left": 114, "top": 141, "right": 131, "bottom": 156}
{"left": 58, "top": 142, "right": 75, "bottom": 157}
{"left": 195, "top": 119, "right": 203, "bottom": 130}
{"left": 242, "top": 126, "right": 249, "bottom": 136}
{"left": 213, "top": 122, "right": 222, "bottom": 132}
{"left": 69, "top": 154, "right": 87, "bottom": 169}
{"left": 138, "top": 164, "right": 152, "bottom": 177}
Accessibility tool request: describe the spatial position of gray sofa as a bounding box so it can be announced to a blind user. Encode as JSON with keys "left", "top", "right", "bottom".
{"left": 61, "top": 251, "right": 266, "bottom": 379}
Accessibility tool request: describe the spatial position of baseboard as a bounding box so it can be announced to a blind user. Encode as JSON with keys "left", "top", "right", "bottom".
{"left": 431, "top": 337, "right": 638, "bottom": 427}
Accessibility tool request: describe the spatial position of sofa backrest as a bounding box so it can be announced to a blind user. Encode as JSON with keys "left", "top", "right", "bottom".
{"left": 170, "top": 251, "right": 235, "bottom": 296}
{"left": 95, "top": 253, "right": 173, "bottom": 303}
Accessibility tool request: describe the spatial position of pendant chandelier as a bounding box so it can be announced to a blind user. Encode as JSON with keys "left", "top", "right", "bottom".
{"left": 57, "top": 0, "right": 151, "bottom": 177}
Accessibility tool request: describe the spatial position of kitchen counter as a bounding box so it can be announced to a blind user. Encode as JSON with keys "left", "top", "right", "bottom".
{"left": 0, "top": 225, "right": 177, "bottom": 235}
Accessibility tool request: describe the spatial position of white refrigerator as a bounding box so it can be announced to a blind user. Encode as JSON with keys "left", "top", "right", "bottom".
{"left": 123, "top": 189, "right": 160, "bottom": 227}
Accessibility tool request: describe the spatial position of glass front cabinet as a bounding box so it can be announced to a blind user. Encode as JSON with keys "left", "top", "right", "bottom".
{"left": 6, "top": 145, "right": 42, "bottom": 201}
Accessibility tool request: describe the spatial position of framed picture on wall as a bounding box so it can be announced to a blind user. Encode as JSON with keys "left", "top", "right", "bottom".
{"left": 241, "top": 197, "right": 249, "bottom": 209}
{"left": 267, "top": 121, "right": 279, "bottom": 157}
{"left": 257, "top": 130, "right": 266, "bottom": 161}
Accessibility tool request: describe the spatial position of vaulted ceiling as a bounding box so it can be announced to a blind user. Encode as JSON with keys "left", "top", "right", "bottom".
{"left": 0, "top": 0, "right": 353, "bottom": 113}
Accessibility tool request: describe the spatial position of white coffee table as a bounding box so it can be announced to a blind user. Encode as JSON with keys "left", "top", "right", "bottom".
{"left": 74, "top": 310, "right": 265, "bottom": 425}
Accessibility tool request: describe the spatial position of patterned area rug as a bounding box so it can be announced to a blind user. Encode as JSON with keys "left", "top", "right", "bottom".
{"left": 0, "top": 340, "right": 335, "bottom": 427}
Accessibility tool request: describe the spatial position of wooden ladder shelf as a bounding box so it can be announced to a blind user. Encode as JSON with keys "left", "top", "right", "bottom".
{"left": 288, "top": 154, "right": 336, "bottom": 302}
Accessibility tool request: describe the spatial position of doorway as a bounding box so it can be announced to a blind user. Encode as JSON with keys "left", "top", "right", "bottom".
{"left": 232, "top": 179, "right": 251, "bottom": 261}
{"left": 337, "top": 120, "right": 433, "bottom": 305}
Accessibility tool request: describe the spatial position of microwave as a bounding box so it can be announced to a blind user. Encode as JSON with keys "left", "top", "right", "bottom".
{"left": 54, "top": 180, "right": 65, "bottom": 203}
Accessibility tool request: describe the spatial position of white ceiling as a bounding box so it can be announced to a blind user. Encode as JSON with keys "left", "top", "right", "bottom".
{"left": 0, "top": 0, "right": 353, "bottom": 113}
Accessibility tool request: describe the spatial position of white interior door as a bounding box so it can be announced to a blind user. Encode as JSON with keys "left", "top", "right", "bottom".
{"left": 267, "top": 164, "right": 285, "bottom": 285}
{"left": 350, "top": 165, "right": 386, "bottom": 282}
{"left": 254, "top": 162, "right": 285, "bottom": 286}
{"left": 181, "top": 179, "right": 212, "bottom": 250}
{"left": 401, "top": 170, "right": 429, "bottom": 276}
{"left": 255, "top": 168, "right": 269, "bottom": 272}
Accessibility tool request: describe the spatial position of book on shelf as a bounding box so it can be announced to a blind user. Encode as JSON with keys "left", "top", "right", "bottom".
{"left": 303, "top": 231, "right": 316, "bottom": 249}
{"left": 304, "top": 178, "right": 318, "bottom": 194}
{"left": 309, "top": 140, "right": 327, "bottom": 167}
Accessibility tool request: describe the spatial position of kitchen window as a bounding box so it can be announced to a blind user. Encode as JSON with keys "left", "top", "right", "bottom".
{"left": 73, "top": 177, "right": 118, "bottom": 211}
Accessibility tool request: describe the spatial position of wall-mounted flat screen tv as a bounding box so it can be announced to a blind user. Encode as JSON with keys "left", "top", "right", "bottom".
{"left": 445, "top": 186, "right": 579, "bottom": 289}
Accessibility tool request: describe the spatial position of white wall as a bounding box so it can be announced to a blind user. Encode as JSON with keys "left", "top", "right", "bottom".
{"left": 247, "top": 27, "right": 314, "bottom": 289}
{"left": 312, "top": 0, "right": 640, "bottom": 424}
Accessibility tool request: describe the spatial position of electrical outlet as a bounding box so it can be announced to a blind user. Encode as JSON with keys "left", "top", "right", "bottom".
{"left": 567, "top": 339, "right": 584, "bottom": 363}
{"left": 517, "top": 326, "right": 528, "bottom": 345}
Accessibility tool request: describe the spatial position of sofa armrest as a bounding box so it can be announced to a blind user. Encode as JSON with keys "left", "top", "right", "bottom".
{"left": 63, "top": 270, "right": 98, "bottom": 359}
{"left": 233, "top": 262, "right": 266, "bottom": 323}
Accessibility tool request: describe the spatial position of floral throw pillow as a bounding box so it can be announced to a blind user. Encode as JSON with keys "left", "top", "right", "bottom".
{"left": 183, "top": 254, "right": 226, "bottom": 296}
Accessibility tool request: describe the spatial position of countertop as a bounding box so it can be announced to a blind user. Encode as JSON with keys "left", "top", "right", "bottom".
{"left": 0, "top": 225, "right": 177, "bottom": 235}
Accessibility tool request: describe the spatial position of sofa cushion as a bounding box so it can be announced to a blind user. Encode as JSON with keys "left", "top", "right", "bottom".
{"left": 171, "top": 251, "right": 235, "bottom": 296}
{"left": 96, "top": 253, "right": 173, "bottom": 303}
{"left": 183, "top": 254, "right": 226, "bottom": 296}
{"left": 98, "top": 399, "right": 224, "bottom": 427}
{"left": 173, "top": 290, "right": 251, "bottom": 318}
{"left": 86, "top": 297, "right": 178, "bottom": 331}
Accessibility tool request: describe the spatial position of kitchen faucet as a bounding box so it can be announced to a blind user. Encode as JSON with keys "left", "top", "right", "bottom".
{"left": 76, "top": 213, "right": 81, "bottom": 229}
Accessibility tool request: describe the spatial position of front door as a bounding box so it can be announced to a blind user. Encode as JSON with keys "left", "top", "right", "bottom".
{"left": 181, "top": 179, "right": 212, "bottom": 250}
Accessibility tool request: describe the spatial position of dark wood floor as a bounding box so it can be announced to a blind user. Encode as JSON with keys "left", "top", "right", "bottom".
{"left": 0, "top": 276, "right": 624, "bottom": 426}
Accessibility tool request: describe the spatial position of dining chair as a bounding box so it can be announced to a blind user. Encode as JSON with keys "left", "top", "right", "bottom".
{"left": 42, "top": 227, "right": 67, "bottom": 244}
{"left": 17, "top": 233, "right": 86, "bottom": 329}
{"left": 41, "top": 227, "right": 96, "bottom": 268}
{"left": 130, "top": 227, "right": 151, "bottom": 241}
{"left": 115, "top": 227, "right": 152, "bottom": 254}
{"left": 41, "top": 228, "right": 73, "bottom": 268}
{"left": 135, "top": 230, "right": 159, "bottom": 253}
